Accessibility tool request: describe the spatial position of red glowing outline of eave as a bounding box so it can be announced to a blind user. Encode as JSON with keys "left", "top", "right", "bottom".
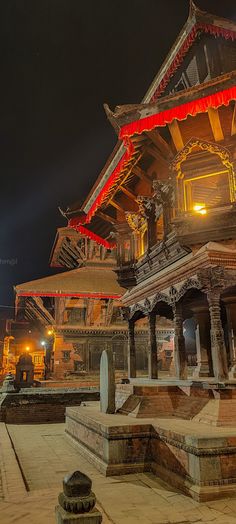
{"left": 83, "top": 87, "right": 236, "bottom": 225}
{"left": 67, "top": 223, "right": 116, "bottom": 250}
{"left": 84, "top": 138, "right": 134, "bottom": 223}
{"left": 119, "top": 85, "right": 236, "bottom": 139}
{"left": 151, "top": 22, "right": 236, "bottom": 101}
{"left": 18, "top": 292, "right": 122, "bottom": 299}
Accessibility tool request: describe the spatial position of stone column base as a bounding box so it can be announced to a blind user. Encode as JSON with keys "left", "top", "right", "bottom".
{"left": 229, "top": 365, "right": 236, "bottom": 379}
{"left": 55, "top": 506, "right": 102, "bottom": 524}
{"left": 193, "top": 363, "right": 211, "bottom": 378}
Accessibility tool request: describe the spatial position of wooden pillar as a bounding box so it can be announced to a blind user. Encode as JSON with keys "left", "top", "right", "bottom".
{"left": 128, "top": 319, "right": 136, "bottom": 378}
{"left": 148, "top": 312, "right": 158, "bottom": 379}
{"left": 173, "top": 303, "right": 187, "bottom": 380}
{"left": 55, "top": 297, "right": 66, "bottom": 325}
{"left": 147, "top": 212, "right": 157, "bottom": 252}
{"left": 193, "top": 306, "right": 213, "bottom": 378}
{"left": 222, "top": 296, "right": 236, "bottom": 379}
{"left": 207, "top": 290, "right": 228, "bottom": 380}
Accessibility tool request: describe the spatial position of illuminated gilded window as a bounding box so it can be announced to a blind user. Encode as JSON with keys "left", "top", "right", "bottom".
{"left": 171, "top": 139, "right": 236, "bottom": 214}
{"left": 184, "top": 171, "right": 231, "bottom": 212}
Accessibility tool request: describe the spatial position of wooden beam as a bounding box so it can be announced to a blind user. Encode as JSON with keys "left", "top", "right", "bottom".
{"left": 146, "top": 130, "right": 173, "bottom": 159}
{"left": 168, "top": 120, "right": 184, "bottom": 151}
{"left": 109, "top": 199, "right": 125, "bottom": 213}
{"left": 119, "top": 185, "right": 137, "bottom": 202}
{"left": 132, "top": 165, "right": 153, "bottom": 185}
{"left": 146, "top": 144, "right": 168, "bottom": 165}
{"left": 207, "top": 108, "right": 224, "bottom": 141}
{"left": 97, "top": 210, "right": 117, "bottom": 224}
{"left": 231, "top": 102, "right": 236, "bottom": 136}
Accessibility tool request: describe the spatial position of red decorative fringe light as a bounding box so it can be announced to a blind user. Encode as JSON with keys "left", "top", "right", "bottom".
{"left": 120, "top": 85, "right": 236, "bottom": 139}
{"left": 18, "top": 291, "right": 121, "bottom": 299}
{"left": 85, "top": 138, "right": 135, "bottom": 223}
{"left": 151, "top": 23, "right": 236, "bottom": 101}
{"left": 68, "top": 221, "right": 116, "bottom": 250}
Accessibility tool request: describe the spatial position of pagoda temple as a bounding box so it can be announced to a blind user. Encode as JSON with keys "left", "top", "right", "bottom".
{"left": 59, "top": 2, "right": 236, "bottom": 502}
{"left": 52, "top": 1, "right": 236, "bottom": 384}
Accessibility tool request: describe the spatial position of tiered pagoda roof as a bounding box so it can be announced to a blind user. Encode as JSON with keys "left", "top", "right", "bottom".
{"left": 52, "top": 1, "right": 236, "bottom": 259}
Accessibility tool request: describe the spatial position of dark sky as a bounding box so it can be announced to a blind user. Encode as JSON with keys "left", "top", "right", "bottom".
{"left": 0, "top": 0, "right": 236, "bottom": 315}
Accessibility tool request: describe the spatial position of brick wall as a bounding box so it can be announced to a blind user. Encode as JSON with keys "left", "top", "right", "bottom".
{"left": 0, "top": 388, "right": 99, "bottom": 423}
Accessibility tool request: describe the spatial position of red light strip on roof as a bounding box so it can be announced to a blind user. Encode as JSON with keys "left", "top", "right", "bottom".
{"left": 84, "top": 139, "right": 135, "bottom": 223}
{"left": 18, "top": 292, "right": 122, "bottom": 299}
{"left": 68, "top": 221, "right": 116, "bottom": 249}
{"left": 151, "top": 23, "right": 236, "bottom": 101}
{"left": 119, "top": 85, "right": 236, "bottom": 139}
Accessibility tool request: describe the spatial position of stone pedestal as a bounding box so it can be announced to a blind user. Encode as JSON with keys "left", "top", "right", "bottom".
{"left": 193, "top": 306, "right": 212, "bottom": 378}
{"left": 55, "top": 471, "right": 102, "bottom": 524}
{"left": 56, "top": 508, "right": 102, "bottom": 523}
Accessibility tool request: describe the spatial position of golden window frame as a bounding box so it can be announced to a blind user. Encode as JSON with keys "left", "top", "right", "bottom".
{"left": 170, "top": 138, "right": 236, "bottom": 212}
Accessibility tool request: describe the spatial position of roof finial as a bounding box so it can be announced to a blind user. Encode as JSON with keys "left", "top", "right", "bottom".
{"left": 189, "top": 0, "right": 198, "bottom": 18}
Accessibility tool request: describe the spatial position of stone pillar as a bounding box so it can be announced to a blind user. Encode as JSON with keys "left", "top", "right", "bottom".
{"left": 222, "top": 296, "right": 236, "bottom": 379}
{"left": 55, "top": 471, "right": 102, "bottom": 523}
{"left": 100, "top": 350, "right": 115, "bottom": 414}
{"left": 193, "top": 306, "right": 212, "bottom": 378}
{"left": 128, "top": 319, "right": 136, "bottom": 379}
{"left": 148, "top": 312, "right": 158, "bottom": 379}
{"left": 207, "top": 290, "right": 228, "bottom": 380}
{"left": 173, "top": 303, "right": 187, "bottom": 380}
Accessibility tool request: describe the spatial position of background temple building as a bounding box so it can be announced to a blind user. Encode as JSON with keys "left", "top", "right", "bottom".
{"left": 12, "top": 228, "right": 173, "bottom": 380}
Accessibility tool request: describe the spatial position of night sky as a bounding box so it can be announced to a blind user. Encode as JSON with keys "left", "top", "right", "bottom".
{"left": 0, "top": 0, "right": 235, "bottom": 320}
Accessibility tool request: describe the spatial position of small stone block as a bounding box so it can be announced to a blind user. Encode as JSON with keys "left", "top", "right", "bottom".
{"left": 55, "top": 506, "right": 102, "bottom": 524}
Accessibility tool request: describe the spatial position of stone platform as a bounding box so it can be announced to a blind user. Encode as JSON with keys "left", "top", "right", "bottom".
{"left": 115, "top": 380, "right": 236, "bottom": 426}
{"left": 65, "top": 381, "right": 236, "bottom": 502}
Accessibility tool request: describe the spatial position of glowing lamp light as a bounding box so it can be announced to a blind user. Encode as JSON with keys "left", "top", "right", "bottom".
{"left": 47, "top": 329, "right": 53, "bottom": 336}
{"left": 193, "top": 204, "right": 207, "bottom": 215}
{"left": 41, "top": 340, "right": 46, "bottom": 347}
{"left": 25, "top": 346, "right": 30, "bottom": 352}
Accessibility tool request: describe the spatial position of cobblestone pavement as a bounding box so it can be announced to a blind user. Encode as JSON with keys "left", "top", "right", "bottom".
{"left": 1, "top": 423, "right": 236, "bottom": 523}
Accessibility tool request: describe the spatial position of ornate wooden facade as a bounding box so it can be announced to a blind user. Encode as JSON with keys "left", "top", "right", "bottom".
{"left": 57, "top": 3, "right": 236, "bottom": 382}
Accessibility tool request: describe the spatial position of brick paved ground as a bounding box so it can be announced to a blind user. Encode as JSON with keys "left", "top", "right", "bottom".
{"left": 1, "top": 422, "right": 236, "bottom": 523}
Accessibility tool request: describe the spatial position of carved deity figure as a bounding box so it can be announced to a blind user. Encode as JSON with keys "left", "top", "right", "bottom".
{"left": 136, "top": 195, "right": 160, "bottom": 251}
{"left": 152, "top": 180, "right": 174, "bottom": 239}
